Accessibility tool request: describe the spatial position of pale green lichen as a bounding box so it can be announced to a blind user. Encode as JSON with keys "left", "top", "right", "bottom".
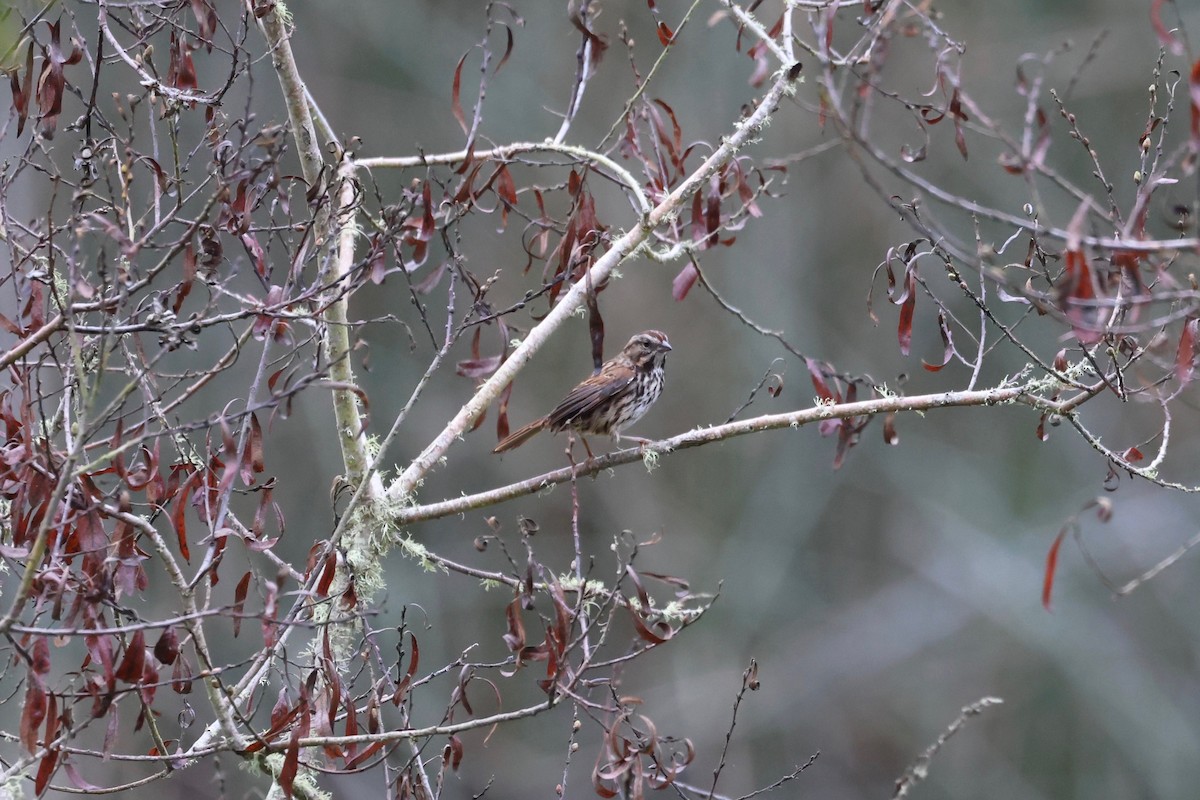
{"left": 558, "top": 574, "right": 608, "bottom": 598}
{"left": 273, "top": 4, "right": 296, "bottom": 33}
{"left": 397, "top": 533, "right": 447, "bottom": 574}
{"left": 340, "top": 504, "right": 393, "bottom": 599}
{"left": 0, "top": 772, "right": 24, "bottom": 800}
{"left": 657, "top": 601, "right": 688, "bottom": 622}
{"left": 248, "top": 752, "right": 330, "bottom": 800}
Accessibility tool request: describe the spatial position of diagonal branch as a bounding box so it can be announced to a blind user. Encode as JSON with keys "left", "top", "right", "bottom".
{"left": 385, "top": 67, "right": 802, "bottom": 505}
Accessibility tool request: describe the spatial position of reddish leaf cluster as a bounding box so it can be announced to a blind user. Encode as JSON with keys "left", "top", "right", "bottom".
{"left": 543, "top": 174, "right": 607, "bottom": 307}
{"left": 32, "top": 20, "right": 82, "bottom": 139}
{"left": 806, "top": 359, "right": 873, "bottom": 469}
{"left": 592, "top": 712, "right": 695, "bottom": 799}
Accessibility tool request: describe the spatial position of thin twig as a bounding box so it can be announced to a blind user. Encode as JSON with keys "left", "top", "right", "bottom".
{"left": 892, "top": 697, "right": 1004, "bottom": 799}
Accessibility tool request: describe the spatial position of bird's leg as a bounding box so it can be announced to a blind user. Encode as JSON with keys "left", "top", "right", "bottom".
{"left": 565, "top": 433, "right": 597, "bottom": 463}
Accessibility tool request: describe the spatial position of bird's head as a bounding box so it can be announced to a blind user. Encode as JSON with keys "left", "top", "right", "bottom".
{"left": 623, "top": 330, "right": 672, "bottom": 369}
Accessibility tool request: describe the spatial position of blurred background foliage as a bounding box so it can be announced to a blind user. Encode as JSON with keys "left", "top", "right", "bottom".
{"left": 7, "top": 0, "right": 1200, "bottom": 797}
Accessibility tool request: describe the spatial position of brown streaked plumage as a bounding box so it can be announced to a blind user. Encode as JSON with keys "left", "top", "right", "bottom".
{"left": 493, "top": 330, "right": 672, "bottom": 453}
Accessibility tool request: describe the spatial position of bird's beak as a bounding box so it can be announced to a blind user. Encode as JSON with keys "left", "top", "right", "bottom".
{"left": 659, "top": 339, "right": 672, "bottom": 352}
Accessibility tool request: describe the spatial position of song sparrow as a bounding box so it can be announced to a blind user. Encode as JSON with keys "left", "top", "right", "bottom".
{"left": 493, "top": 330, "right": 672, "bottom": 453}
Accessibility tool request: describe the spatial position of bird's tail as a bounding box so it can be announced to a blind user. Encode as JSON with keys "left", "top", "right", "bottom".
{"left": 492, "top": 418, "right": 547, "bottom": 453}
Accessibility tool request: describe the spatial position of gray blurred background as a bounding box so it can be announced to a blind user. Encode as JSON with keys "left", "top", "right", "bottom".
{"left": 11, "top": 0, "right": 1200, "bottom": 797}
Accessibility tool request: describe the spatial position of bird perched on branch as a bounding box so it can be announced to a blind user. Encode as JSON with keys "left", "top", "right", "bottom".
{"left": 493, "top": 330, "right": 672, "bottom": 453}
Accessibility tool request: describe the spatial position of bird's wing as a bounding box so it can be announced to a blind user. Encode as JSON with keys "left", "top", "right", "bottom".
{"left": 545, "top": 367, "right": 634, "bottom": 430}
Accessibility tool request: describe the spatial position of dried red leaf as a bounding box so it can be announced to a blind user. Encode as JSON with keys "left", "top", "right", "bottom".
{"left": 35, "top": 20, "right": 83, "bottom": 138}
{"left": 367, "top": 236, "right": 388, "bottom": 285}
{"left": 568, "top": 3, "right": 609, "bottom": 64}
{"left": 897, "top": 274, "right": 916, "bottom": 356}
{"left": 496, "top": 380, "right": 514, "bottom": 442}
{"left": 34, "top": 748, "right": 59, "bottom": 796}
{"left": 190, "top": 0, "right": 218, "bottom": 47}
{"left": 502, "top": 595, "right": 526, "bottom": 653}
{"left": 922, "top": 310, "right": 954, "bottom": 371}
{"left": 241, "top": 233, "right": 267, "bottom": 279}
{"left": 495, "top": 164, "right": 517, "bottom": 230}
{"left": 171, "top": 651, "right": 193, "bottom": 694}
{"left": 1191, "top": 58, "right": 1200, "bottom": 153}
{"left": 62, "top": 763, "right": 102, "bottom": 793}
{"left": 651, "top": 99, "right": 683, "bottom": 171}
{"left": 1060, "top": 244, "right": 1104, "bottom": 343}
{"left": 270, "top": 687, "right": 292, "bottom": 733}
{"left": 704, "top": 179, "right": 721, "bottom": 246}
{"left": 166, "top": 30, "right": 198, "bottom": 93}
{"left": 114, "top": 630, "right": 146, "bottom": 683}
{"left": 495, "top": 24, "right": 515, "bottom": 74}
{"left": 1053, "top": 348, "right": 1068, "bottom": 373}
{"left": 1061, "top": 249, "right": 1095, "bottom": 301}
{"left": 125, "top": 445, "right": 158, "bottom": 493}
{"left": 10, "top": 41, "right": 33, "bottom": 137}
{"left": 139, "top": 655, "right": 160, "bottom": 705}
{"left": 451, "top": 52, "right": 469, "bottom": 134}
{"left": 316, "top": 552, "right": 337, "bottom": 598}
{"left": 455, "top": 666, "right": 475, "bottom": 715}
{"left": 456, "top": 355, "right": 502, "bottom": 379}
{"left": 280, "top": 725, "right": 301, "bottom": 798}
{"left": 745, "top": 13, "right": 782, "bottom": 87}
{"left": 418, "top": 181, "right": 436, "bottom": 242}
{"left": 341, "top": 693, "right": 359, "bottom": 765}
{"left": 1176, "top": 318, "right": 1197, "bottom": 387}
{"left": 41, "top": 691, "right": 59, "bottom": 757}
{"left": 232, "top": 571, "right": 251, "bottom": 637}
{"left": 446, "top": 735, "right": 464, "bottom": 772}
{"left": 392, "top": 633, "right": 420, "bottom": 706}
{"left": 250, "top": 479, "right": 278, "bottom": 544}
{"left": 883, "top": 412, "right": 898, "bottom": 445}
{"left": 30, "top": 635, "right": 50, "bottom": 675}
{"left": 1152, "top": 0, "right": 1185, "bottom": 55}
{"left": 154, "top": 627, "right": 179, "bottom": 665}
{"left": 951, "top": 92, "right": 969, "bottom": 159}
{"left": 198, "top": 223, "right": 222, "bottom": 265}
{"left": 20, "top": 681, "right": 46, "bottom": 752}
{"left": 242, "top": 413, "right": 264, "bottom": 484}
{"left": 626, "top": 599, "right": 672, "bottom": 644}
{"left": 0, "top": 312, "right": 20, "bottom": 335}
{"left": 170, "top": 470, "right": 199, "bottom": 562}
{"left": 1042, "top": 526, "right": 1068, "bottom": 610}
{"left": 345, "top": 741, "right": 383, "bottom": 771}
{"left": 251, "top": 286, "right": 283, "bottom": 340}
{"left": 805, "top": 358, "right": 836, "bottom": 403}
